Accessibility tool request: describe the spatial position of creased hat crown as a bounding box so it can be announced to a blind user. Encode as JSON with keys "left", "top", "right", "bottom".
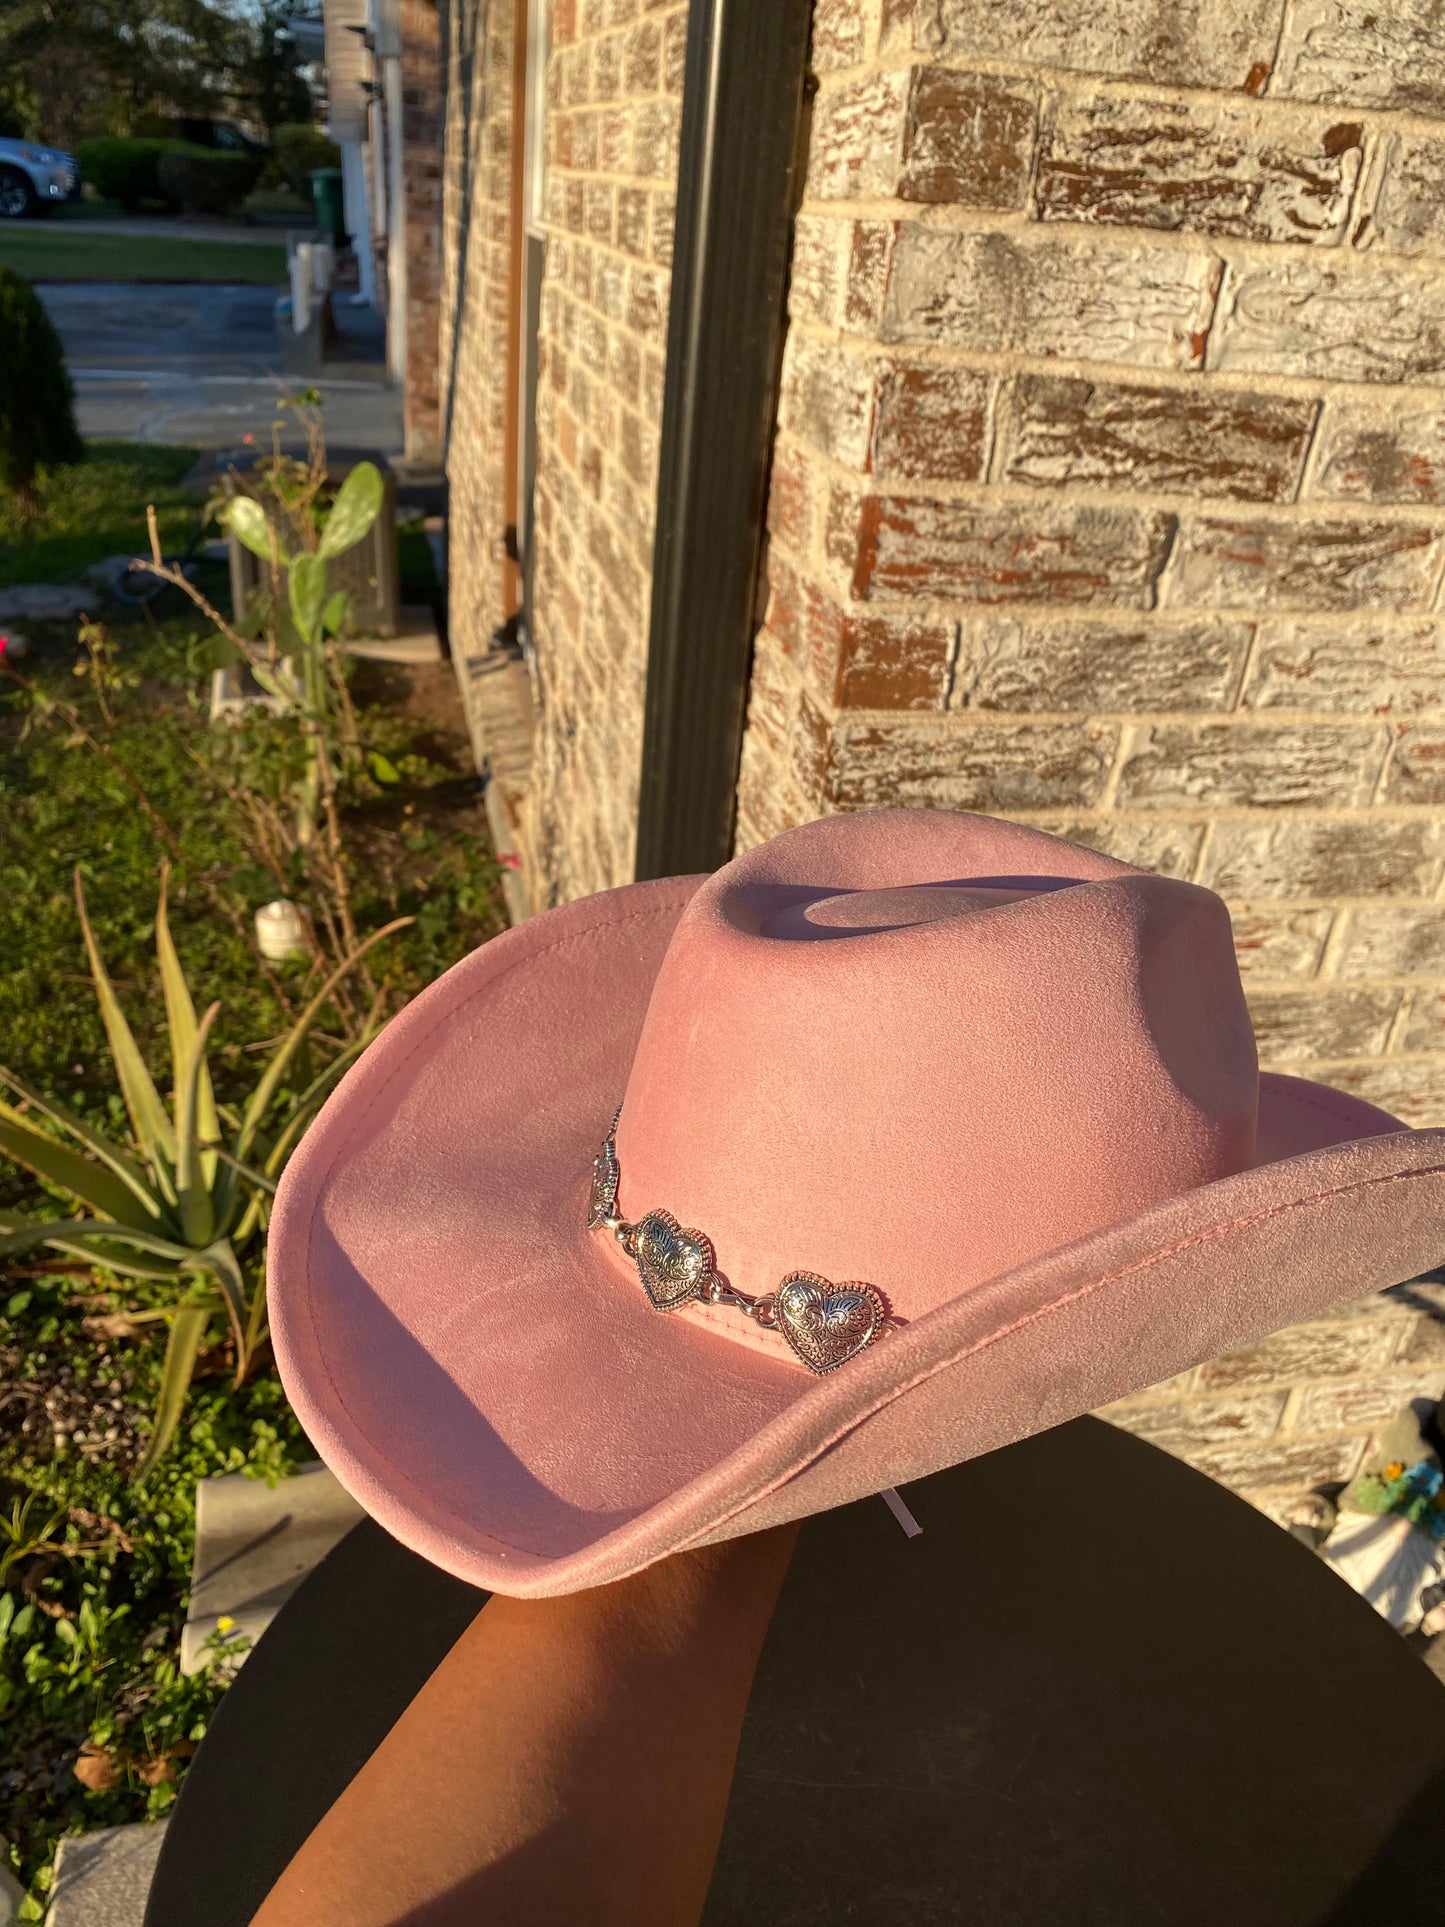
{"left": 615, "top": 810, "right": 1258, "bottom": 1350}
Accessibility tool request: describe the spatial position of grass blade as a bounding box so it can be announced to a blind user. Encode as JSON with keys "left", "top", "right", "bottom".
{"left": 259, "top": 1027, "right": 379, "bottom": 1178}
{"left": 233, "top": 918, "right": 411, "bottom": 1167}
{"left": 174, "top": 1002, "right": 220, "bottom": 1248}
{"left": 0, "top": 1067, "right": 163, "bottom": 1219}
{"left": 133, "top": 1302, "right": 211, "bottom": 1481}
{"left": 156, "top": 867, "right": 220, "bottom": 1191}
{"left": 0, "top": 1105, "right": 160, "bottom": 1230}
{"left": 73, "top": 872, "right": 177, "bottom": 1196}
{"left": 191, "top": 1238, "right": 252, "bottom": 1374}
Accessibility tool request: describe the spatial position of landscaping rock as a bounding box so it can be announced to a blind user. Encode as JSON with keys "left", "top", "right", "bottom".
{"left": 46, "top": 1821, "right": 167, "bottom": 1927}
{"left": 0, "top": 585, "right": 93, "bottom": 623}
{"left": 180, "top": 1461, "right": 365, "bottom": 1674}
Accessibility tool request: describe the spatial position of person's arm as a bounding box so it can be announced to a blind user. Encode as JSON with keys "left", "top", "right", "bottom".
{"left": 249, "top": 1522, "right": 799, "bottom": 1927}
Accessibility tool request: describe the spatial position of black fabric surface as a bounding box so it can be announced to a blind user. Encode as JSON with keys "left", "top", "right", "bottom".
{"left": 145, "top": 1417, "right": 1445, "bottom": 1926}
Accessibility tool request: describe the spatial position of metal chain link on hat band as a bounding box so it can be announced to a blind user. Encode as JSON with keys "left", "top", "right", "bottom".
{"left": 586, "top": 1107, "right": 900, "bottom": 1375}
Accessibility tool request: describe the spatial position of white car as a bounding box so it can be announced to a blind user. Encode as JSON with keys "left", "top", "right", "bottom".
{"left": 0, "top": 137, "right": 81, "bottom": 219}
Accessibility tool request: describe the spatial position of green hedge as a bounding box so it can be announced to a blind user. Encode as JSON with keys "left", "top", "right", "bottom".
{"left": 156, "top": 148, "right": 261, "bottom": 217}
{"left": 0, "top": 267, "right": 83, "bottom": 512}
{"left": 270, "top": 122, "right": 341, "bottom": 200}
{"left": 75, "top": 137, "right": 177, "bottom": 212}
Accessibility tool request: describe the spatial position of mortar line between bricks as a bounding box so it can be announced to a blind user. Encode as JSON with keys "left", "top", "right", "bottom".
{"left": 781, "top": 316, "right": 1445, "bottom": 408}
{"left": 805, "top": 44, "right": 1445, "bottom": 145}
{"left": 1290, "top": 397, "right": 1330, "bottom": 506}
{"left": 1243, "top": 972, "right": 1445, "bottom": 994}
{"left": 1384, "top": 989, "right": 1420, "bottom": 1054}
{"left": 794, "top": 198, "right": 1445, "bottom": 277}
{"left": 1093, "top": 719, "right": 1136, "bottom": 814}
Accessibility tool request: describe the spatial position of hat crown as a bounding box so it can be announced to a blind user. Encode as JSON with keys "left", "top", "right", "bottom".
{"left": 616, "top": 811, "right": 1258, "bottom": 1335}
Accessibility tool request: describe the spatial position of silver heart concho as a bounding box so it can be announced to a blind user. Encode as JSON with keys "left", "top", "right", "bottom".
{"left": 773, "top": 1272, "right": 889, "bottom": 1375}
{"left": 589, "top": 1112, "right": 898, "bottom": 1374}
{"left": 633, "top": 1209, "right": 718, "bottom": 1313}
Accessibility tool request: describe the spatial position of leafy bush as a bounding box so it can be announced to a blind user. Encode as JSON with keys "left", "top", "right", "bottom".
{"left": 156, "top": 148, "right": 261, "bottom": 218}
{"left": 0, "top": 268, "right": 83, "bottom": 517}
{"left": 270, "top": 122, "right": 341, "bottom": 200}
{"left": 74, "top": 138, "right": 177, "bottom": 212}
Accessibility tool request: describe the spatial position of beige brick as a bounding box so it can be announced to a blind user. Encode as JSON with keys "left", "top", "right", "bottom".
{"left": 1230, "top": 906, "right": 1335, "bottom": 979}
{"left": 881, "top": 224, "right": 1219, "bottom": 371}
{"left": 1294, "top": 1367, "right": 1445, "bottom": 1434}
{"left": 1402, "top": 992, "right": 1445, "bottom": 1053}
{"left": 1048, "top": 817, "right": 1206, "bottom": 878}
{"left": 808, "top": 70, "right": 912, "bottom": 200}
{"left": 1103, "top": 1389, "right": 1288, "bottom": 1448}
{"left": 1201, "top": 1317, "right": 1402, "bottom": 1389}
{"left": 1199, "top": 817, "right": 1445, "bottom": 898}
{"left": 1209, "top": 255, "right": 1445, "bottom": 386}
{"left": 909, "top": 0, "right": 1282, "bottom": 92}
{"left": 1181, "top": 1435, "right": 1365, "bottom": 1488}
{"left": 816, "top": 716, "right": 1119, "bottom": 812}
{"left": 1385, "top": 725, "right": 1445, "bottom": 806}
{"left": 780, "top": 344, "right": 993, "bottom": 485}
{"left": 778, "top": 336, "right": 877, "bottom": 469}
{"left": 846, "top": 220, "right": 901, "bottom": 330}
{"left": 766, "top": 554, "right": 957, "bottom": 709}
{"left": 1370, "top": 133, "right": 1445, "bottom": 258}
{"left": 1396, "top": 1307, "right": 1445, "bottom": 1365}
{"left": 1241, "top": 617, "right": 1445, "bottom": 717}
{"left": 1274, "top": 0, "right": 1445, "bottom": 113}
{"left": 1034, "top": 94, "right": 1361, "bottom": 245}
{"left": 951, "top": 612, "right": 1250, "bottom": 712}
{"left": 1116, "top": 721, "right": 1390, "bottom": 810}
{"left": 1163, "top": 515, "right": 1445, "bottom": 613}
{"left": 872, "top": 364, "right": 991, "bottom": 482}
{"left": 1309, "top": 394, "right": 1445, "bottom": 507}
{"left": 789, "top": 216, "right": 848, "bottom": 326}
{"left": 844, "top": 492, "right": 1176, "bottom": 605}
{"left": 1331, "top": 907, "right": 1445, "bottom": 979}
{"left": 997, "top": 375, "right": 1315, "bottom": 504}
{"left": 811, "top": 0, "right": 870, "bottom": 71}
{"left": 1329, "top": 1056, "right": 1445, "bottom": 1125}
{"left": 1248, "top": 984, "right": 1400, "bottom": 1059}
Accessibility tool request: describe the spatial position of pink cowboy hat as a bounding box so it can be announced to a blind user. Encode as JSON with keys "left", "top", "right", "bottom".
{"left": 268, "top": 811, "right": 1445, "bottom": 1596}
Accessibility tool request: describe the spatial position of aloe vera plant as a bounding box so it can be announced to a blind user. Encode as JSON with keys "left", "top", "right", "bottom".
{"left": 0, "top": 871, "right": 405, "bottom": 1477}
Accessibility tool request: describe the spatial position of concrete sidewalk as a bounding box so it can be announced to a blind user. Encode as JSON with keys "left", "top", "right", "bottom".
{"left": 39, "top": 283, "right": 401, "bottom": 453}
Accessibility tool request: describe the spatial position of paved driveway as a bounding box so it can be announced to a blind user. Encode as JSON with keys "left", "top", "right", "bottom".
{"left": 40, "top": 283, "right": 402, "bottom": 455}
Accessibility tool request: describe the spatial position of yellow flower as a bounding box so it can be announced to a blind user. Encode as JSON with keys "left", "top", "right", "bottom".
{"left": 1384, "top": 1462, "right": 1406, "bottom": 1480}
{"left": 216, "top": 1616, "right": 237, "bottom": 1634}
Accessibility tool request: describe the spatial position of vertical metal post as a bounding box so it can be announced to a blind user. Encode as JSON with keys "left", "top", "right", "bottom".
{"left": 632, "top": 0, "right": 814, "bottom": 881}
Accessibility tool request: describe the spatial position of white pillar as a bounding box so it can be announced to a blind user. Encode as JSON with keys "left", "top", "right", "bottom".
{"left": 341, "top": 140, "right": 377, "bottom": 308}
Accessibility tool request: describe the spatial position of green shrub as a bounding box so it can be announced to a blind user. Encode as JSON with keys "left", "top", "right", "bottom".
{"left": 0, "top": 268, "right": 83, "bottom": 516}
{"left": 270, "top": 122, "right": 341, "bottom": 200}
{"left": 156, "top": 148, "right": 261, "bottom": 218}
{"left": 74, "top": 138, "right": 177, "bottom": 213}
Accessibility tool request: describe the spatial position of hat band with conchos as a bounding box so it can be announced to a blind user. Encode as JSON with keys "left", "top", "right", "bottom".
{"left": 588, "top": 1106, "right": 901, "bottom": 1374}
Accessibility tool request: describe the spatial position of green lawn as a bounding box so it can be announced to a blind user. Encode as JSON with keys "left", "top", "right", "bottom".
{"left": 0, "top": 227, "right": 287, "bottom": 285}
{"left": 0, "top": 443, "right": 201, "bottom": 588}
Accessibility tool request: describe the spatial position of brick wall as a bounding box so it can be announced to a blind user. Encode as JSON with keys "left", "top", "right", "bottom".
{"left": 737, "top": 0, "right": 1445, "bottom": 1143}
{"left": 400, "top": 0, "right": 444, "bottom": 465}
{"left": 439, "top": 0, "right": 517, "bottom": 744}
{"left": 524, "top": 0, "right": 687, "bottom": 902}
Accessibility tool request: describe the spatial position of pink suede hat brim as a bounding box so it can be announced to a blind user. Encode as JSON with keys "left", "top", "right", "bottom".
{"left": 268, "top": 876, "right": 1445, "bottom": 1597}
